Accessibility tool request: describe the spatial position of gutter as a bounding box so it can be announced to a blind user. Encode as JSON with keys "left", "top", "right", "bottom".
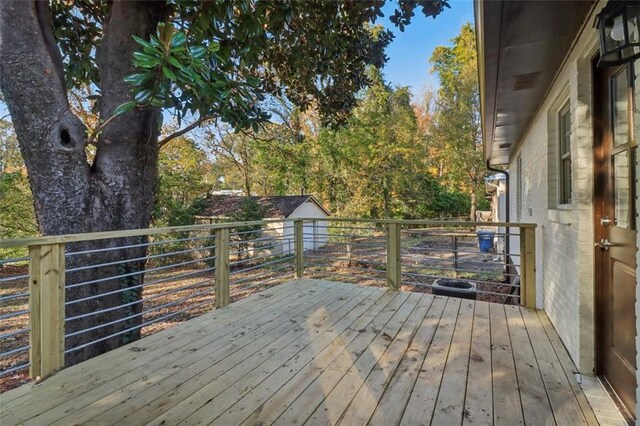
{"left": 486, "top": 161, "right": 510, "bottom": 257}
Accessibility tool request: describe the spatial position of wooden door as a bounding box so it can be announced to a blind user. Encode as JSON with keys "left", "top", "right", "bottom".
{"left": 594, "top": 63, "right": 638, "bottom": 419}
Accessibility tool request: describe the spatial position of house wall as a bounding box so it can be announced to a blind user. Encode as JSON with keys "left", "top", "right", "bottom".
{"left": 507, "top": 2, "right": 604, "bottom": 373}
{"left": 288, "top": 201, "right": 329, "bottom": 250}
{"left": 633, "top": 60, "right": 640, "bottom": 416}
{"left": 267, "top": 201, "right": 329, "bottom": 254}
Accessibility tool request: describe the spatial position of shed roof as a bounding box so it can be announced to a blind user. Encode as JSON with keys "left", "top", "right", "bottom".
{"left": 199, "top": 195, "right": 330, "bottom": 218}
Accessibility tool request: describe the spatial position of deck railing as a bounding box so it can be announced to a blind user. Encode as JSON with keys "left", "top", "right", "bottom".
{"left": 0, "top": 218, "right": 535, "bottom": 389}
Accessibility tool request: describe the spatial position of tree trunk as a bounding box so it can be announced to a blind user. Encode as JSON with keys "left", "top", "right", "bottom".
{"left": 470, "top": 190, "right": 477, "bottom": 221}
{"left": 0, "top": 1, "right": 164, "bottom": 364}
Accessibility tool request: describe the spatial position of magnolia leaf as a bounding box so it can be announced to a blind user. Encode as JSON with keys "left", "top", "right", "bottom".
{"left": 189, "top": 46, "right": 207, "bottom": 59}
{"left": 162, "top": 66, "right": 177, "bottom": 80}
{"left": 113, "top": 101, "right": 136, "bottom": 116}
{"left": 171, "top": 32, "right": 187, "bottom": 48}
{"left": 134, "top": 89, "right": 153, "bottom": 104}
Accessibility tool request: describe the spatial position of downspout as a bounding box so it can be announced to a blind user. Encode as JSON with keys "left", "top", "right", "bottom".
{"left": 486, "top": 161, "right": 510, "bottom": 256}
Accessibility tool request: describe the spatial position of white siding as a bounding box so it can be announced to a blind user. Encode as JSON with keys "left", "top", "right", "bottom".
{"left": 288, "top": 200, "right": 329, "bottom": 250}
{"left": 270, "top": 200, "right": 329, "bottom": 254}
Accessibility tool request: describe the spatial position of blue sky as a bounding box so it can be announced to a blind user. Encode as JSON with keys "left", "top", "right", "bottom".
{"left": 380, "top": 0, "right": 475, "bottom": 96}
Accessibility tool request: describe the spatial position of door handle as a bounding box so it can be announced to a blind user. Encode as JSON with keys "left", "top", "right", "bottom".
{"left": 595, "top": 238, "right": 618, "bottom": 250}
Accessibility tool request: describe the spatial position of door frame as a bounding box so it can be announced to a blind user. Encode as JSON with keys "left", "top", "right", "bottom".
{"left": 592, "top": 57, "right": 637, "bottom": 422}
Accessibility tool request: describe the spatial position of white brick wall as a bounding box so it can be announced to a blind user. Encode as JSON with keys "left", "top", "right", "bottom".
{"left": 506, "top": 5, "right": 602, "bottom": 373}
{"left": 502, "top": 0, "right": 640, "bottom": 415}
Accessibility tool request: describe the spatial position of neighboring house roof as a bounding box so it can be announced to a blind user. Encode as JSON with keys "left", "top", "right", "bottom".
{"left": 199, "top": 195, "right": 330, "bottom": 218}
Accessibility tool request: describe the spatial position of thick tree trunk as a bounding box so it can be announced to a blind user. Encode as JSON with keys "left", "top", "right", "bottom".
{"left": 0, "top": 1, "right": 164, "bottom": 364}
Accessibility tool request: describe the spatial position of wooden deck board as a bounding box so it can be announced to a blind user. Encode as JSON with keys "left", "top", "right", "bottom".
{"left": 463, "top": 300, "right": 493, "bottom": 425}
{"left": 490, "top": 303, "right": 524, "bottom": 425}
{"left": 0, "top": 279, "right": 604, "bottom": 426}
{"left": 2, "top": 279, "right": 315, "bottom": 413}
{"left": 505, "top": 305, "right": 555, "bottom": 426}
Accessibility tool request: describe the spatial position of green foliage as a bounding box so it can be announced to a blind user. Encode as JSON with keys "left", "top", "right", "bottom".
{"left": 211, "top": 69, "right": 455, "bottom": 219}
{"left": 49, "top": 1, "right": 448, "bottom": 130}
{"left": 152, "top": 136, "right": 211, "bottom": 227}
{"left": 228, "top": 197, "right": 266, "bottom": 259}
{"left": 0, "top": 120, "right": 38, "bottom": 258}
{"left": 429, "top": 23, "right": 484, "bottom": 218}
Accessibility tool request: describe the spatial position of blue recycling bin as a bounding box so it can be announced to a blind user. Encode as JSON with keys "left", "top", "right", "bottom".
{"left": 477, "top": 230, "right": 495, "bottom": 253}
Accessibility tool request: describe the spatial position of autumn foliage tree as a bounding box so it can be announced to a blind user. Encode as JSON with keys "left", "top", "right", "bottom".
{"left": 430, "top": 23, "right": 484, "bottom": 220}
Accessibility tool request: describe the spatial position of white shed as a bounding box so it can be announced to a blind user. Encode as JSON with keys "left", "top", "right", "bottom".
{"left": 197, "top": 195, "right": 330, "bottom": 254}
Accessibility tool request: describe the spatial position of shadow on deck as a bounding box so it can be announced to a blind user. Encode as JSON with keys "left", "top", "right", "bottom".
{"left": 0, "top": 279, "right": 605, "bottom": 425}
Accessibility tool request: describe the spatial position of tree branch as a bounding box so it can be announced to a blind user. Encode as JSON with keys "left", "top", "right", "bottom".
{"left": 86, "top": 113, "right": 119, "bottom": 146}
{"left": 158, "top": 117, "right": 211, "bottom": 149}
{"left": 35, "top": 1, "right": 66, "bottom": 92}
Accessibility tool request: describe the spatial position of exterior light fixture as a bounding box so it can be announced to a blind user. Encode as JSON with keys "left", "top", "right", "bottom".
{"left": 594, "top": 1, "right": 640, "bottom": 67}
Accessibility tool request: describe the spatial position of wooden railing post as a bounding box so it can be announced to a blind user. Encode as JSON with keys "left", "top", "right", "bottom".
{"left": 386, "top": 223, "right": 401, "bottom": 290}
{"left": 214, "top": 227, "right": 230, "bottom": 308}
{"left": 520, "top": 226, "right": 536, "bottom": 309}
{"left": 29, "top": 243, "right": 65, "bottom": 378}
{"left": 294, "top": 220, "right": 304, "bottom": 279}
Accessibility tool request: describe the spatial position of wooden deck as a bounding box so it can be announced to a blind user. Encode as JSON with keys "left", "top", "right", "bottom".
{"left": 1, "top": 279, "right": 599, "bottom": 425}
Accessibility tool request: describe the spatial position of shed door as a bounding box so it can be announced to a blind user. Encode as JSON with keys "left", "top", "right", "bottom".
{"left": 595, "top": 63, "right": 638, "bottom": 419}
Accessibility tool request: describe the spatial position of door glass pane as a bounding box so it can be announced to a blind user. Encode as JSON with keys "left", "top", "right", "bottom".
{"left": 614, "top": 150, "right": 629, "bottom": 228}
{"left": 613, "top": 69, "right": 629, "bottom": 148}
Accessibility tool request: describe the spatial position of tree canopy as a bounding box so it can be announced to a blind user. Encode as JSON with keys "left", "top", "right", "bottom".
{"left": 429, "top": 23, "right": 484, "bottom": 219}
{"left": 48, "top": 1, "right": 450, "bottom": 134}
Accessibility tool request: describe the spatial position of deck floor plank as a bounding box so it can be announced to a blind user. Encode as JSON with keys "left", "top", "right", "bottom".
{"left": 2, "top": 279, "right": 317, "bottom": 416}
{"left": 431, "top": 298, "right": 475, "bottom": 426}
{"left": 159, "top": 289, "right": 407, "bottom": 425}
{"left": 366, "top": 295, "right": 447, "bottom": 426}
{"left": 0, "top": 279, "right": 605, "bottom": 426}
{"left": 536, "top": 311, "right": 600, "bottom": 426}
{"left": 146, "top": 286, "right": 395, "bottom": 426}
{"left": 25, "top": 281, "right": 352, "bottom": 426}
{"left": 399, "top": 296, "right": 462, "bottom": 425}
{"left": 119, "top": 287, "right": 382, "bottom": 426}
{"left": 490, "top": 303, "right": 524, "bottom": 425}
{"left": 206, "top": 292, "right": 419, "bottom": 425}
{"left": 285, "top": 293, "right": 432, "bottom": 426}
{"left": 505, "top": 305, "right": 555, "bottom": 426}
{"left": 463, "top": 300, "right": 493, "bottom": 426}
{"left": 62, "top": 284, "right": 375, "bottom": 426}
{"left": 333, "top": 292, "right": 428, "bottom": 426}
{"left": 520, "top": 308, "right": 588, "bottom": 425}
{"left": 246, "top": 294, "right": 435, "bottom": 425}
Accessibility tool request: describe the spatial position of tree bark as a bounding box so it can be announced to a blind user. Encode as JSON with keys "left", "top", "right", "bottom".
{"left": 0, "top": 1, "right": 164, "bottom": 364}
{"left": 470, "top": 190, "right": 477, "bottom": 221}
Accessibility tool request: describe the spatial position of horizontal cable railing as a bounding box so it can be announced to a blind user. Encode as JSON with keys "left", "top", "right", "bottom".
{"left": 0, "top": 217, "right": 535, "bottom": 393}
{"left": 0, "top": 254, "right": 30, "bottom": 391}
{"left": 0, "top": 220, "right": 297, "bottom": 391}
{"left": 300, "top": 218, "right": 535, "bottom": 307}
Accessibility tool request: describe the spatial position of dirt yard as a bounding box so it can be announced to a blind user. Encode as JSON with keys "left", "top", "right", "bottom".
{"left": 305, "top": 228, "right": 518, "bottom": 305}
